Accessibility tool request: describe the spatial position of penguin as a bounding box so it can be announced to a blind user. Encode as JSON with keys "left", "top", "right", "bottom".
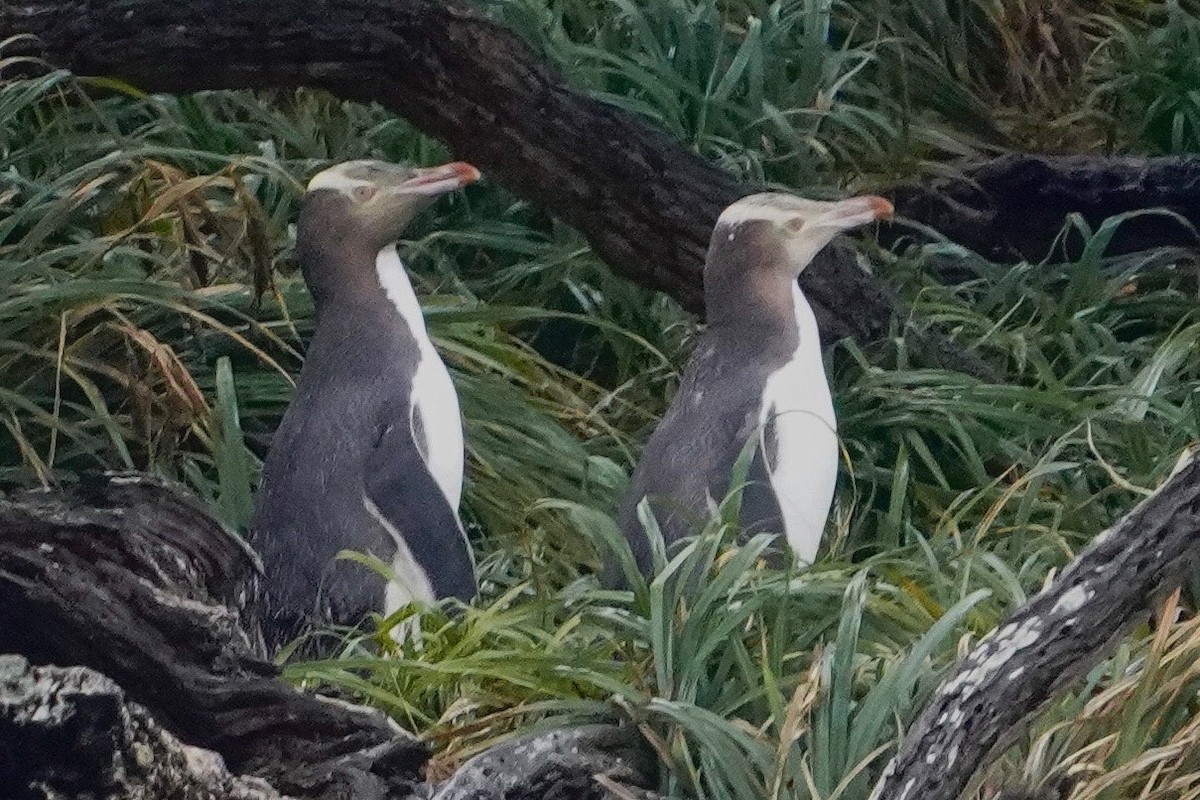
{"left": 251, "top": 159, "right": 481, "bottom": 652}
{"left": 617, "top": 192, "right": 893, "bottom": 577}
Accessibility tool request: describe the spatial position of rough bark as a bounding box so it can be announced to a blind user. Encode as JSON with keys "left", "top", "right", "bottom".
{"left": 0, "top": 654, "right": 658, "bottom": 800}
{"left": 0, "top": 474, "right": 427, "bottom": 800}
{"left": 0, "top": 0, "right": 746, "bottom": 323}
{"left": 0, "top": 474, "right": 660, "bottom": 800}
{"left": 887, "top": 154, "right": 1200, "bottom": 266}
{"left": 869, "top": 452, "right": 1200, "bottom": 800}
{"left": 0, "top": 655, "right": 283, "bottom": 800}
{"left": 430, "top": 725, "right": 658, "bottom": 800}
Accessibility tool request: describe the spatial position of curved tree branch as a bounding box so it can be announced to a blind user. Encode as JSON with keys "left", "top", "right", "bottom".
{"left": 6, "top": 2, "right": 1195, "bottom": 373}
{"left": 0, "top": 0, "right": 925, "bottom": 357}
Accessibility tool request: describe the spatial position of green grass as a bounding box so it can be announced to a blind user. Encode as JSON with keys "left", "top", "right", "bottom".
{"left": 4, "top": 1, "right": 1200, "bottom": 797}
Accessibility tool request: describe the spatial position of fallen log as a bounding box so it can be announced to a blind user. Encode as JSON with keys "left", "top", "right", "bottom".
{"left": 0, "top": 655, "right": 283, "bottom": 800}
{"left": 429, "top": 725, "right": 658, "bottom": 800}
{"left": 869, "top": 451, "right": 1200, "bottom": 800}
{"left": 0, "top": 474, "right": 426, "bottom": 800}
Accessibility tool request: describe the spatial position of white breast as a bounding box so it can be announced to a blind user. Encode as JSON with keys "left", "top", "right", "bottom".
{"left": 374, "top": 246, "right": 465, "bottom": 510}
{"left": 757, "top": 284, "right": 838, "bottom": 565}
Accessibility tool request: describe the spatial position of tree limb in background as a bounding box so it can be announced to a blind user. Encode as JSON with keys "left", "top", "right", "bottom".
{"left": 0, "top": 0, "right": 751, "bottom": 322}
{"left": 888, "top": 154, "right": 1200, "bottom": 267}
{"left": 6, "top": 0, "right": 1194, "bottom": 366}
{"left": 869, "top": 452, "right": 1200, "bottom": 800}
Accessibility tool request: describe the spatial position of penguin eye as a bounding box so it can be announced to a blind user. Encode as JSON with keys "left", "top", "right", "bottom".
{"left": 352, "top": 185, "right": 376, "bottom": 202}
{"left": 785, "top": 217, "right": 805, "bottom": 233}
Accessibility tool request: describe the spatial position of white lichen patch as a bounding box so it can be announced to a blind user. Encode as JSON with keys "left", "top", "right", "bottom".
{"left": 1052, "top": 584, "right": 1092, "bottom": 616}
{"left": 936, "top": 707, "right": 966, "bottom": 728}
{"left": 939, "top": 617, "right": 1043, "bottom": 700}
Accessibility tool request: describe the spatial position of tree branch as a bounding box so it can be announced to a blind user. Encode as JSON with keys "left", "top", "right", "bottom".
{"left": 0, "top": 0, "right": 916, "bottom": 355}
{"left": 887, "top": 154, "right": 1200, "bottom": 265}
{"left": 869, "top": 452, "right": 1200, "bottom": 800}
{"left": 4, "top": 3, "right": 1198, "bottom": 367}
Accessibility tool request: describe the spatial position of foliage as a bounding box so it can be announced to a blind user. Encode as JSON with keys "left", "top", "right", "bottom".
{"left": 3, "top": 0, "right": 1200, "bottom": 798}
{"left": 1088, "top": 0, "right": 1200, "bottom": 153}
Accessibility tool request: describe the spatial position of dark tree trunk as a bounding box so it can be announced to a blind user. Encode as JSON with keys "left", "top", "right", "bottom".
{"left": 6, "top": 0, "right": 1196, "bottom": 372}
{"left": 869, "top": 452, "right": 1200, "bottom": 800}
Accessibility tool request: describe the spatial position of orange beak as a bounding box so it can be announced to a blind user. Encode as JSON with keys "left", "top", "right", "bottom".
{"left": 396, "top": 161, "right": 482, "bottom": 196}
{"left": 864, "top": 195, "right": 894, "bottom": 220}
{"left": 816, "top": 194, "right": 894, "bottom": 230}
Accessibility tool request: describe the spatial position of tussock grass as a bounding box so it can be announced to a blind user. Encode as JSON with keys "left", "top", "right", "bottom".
{"left": 4, "top": 1, "right": 1200, "bottom": 797}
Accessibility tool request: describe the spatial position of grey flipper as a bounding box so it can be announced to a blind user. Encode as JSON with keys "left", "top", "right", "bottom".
{"left": 614, "top": 355, "right": 764, "bottom": 580}
{"left": 613, "top": 332, "right": 795, "bottom": 585}
{"left": 739, "top": 413, "right": 788, "bottom": 567}
{"left": 365, "top": 405, "right": 477, "bottom": 604}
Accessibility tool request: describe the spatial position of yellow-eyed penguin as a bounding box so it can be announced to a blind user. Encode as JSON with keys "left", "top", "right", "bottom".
{"left": 251, "top": 159, "right": 480, "bottom": 651}
{"left": 617, "top": 192, "right": 894, "bottom": 576}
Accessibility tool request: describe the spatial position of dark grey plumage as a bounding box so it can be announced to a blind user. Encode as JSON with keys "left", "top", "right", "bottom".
{"left": 616, "top": 192, "right": 893, "bottom": 580}
{"left": 616, "top": 217, "right": 798, "bottom": 575}
{"left": 250, "top": 160, "right": 480, "bottom": 652}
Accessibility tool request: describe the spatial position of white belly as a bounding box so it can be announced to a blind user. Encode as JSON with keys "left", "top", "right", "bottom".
{"left": 410, "top": 355, "right": 464, "bottom": 509}
{"left": 758, "top": 286, "right": 838, "bottom": 565}
{"left": 375, "top": 246, "right": 465, "bottom": 510}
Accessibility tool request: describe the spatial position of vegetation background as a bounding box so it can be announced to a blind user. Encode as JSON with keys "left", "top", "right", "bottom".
{"left": 4, "top": 0, "right": 1200, "bottom": 797}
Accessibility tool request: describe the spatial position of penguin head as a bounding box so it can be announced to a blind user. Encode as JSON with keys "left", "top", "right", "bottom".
{"left": 713, "top": 192, "right": 894, "bottom": 277}
{"left": 302, "top": 159, "right": 481, "bottom": 251}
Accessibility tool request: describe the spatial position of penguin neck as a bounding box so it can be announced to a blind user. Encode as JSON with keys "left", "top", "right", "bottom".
{"left": 703, "top": 222, "right": 809, "bottom": 341}
{"left": 705, "top": 266, "right": 801, "bottom": 342}
{"left": 301, "top": 239, "right": 404, "bottom": 323}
